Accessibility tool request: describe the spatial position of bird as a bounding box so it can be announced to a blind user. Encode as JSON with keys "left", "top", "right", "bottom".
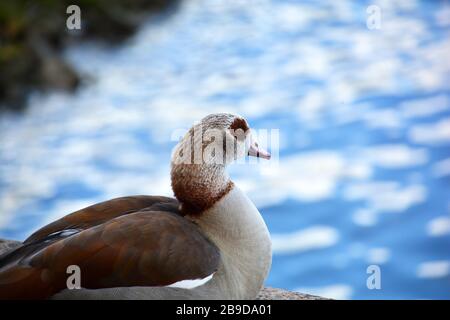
{"left": 0, "top": 113, "right": 272, "bottom": 300}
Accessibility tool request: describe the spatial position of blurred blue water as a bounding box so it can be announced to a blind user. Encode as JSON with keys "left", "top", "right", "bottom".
{"left": 1, "top": 0, "right": 449, "bottom": 299}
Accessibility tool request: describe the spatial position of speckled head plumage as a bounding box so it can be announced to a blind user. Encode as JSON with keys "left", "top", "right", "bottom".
{"left": 172, "top": 113, "right": 251, "bottom": 166}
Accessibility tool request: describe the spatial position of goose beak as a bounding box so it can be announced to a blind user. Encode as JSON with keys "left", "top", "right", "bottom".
{"left": 248, "top": 141, "right": 271, "bottom": 160}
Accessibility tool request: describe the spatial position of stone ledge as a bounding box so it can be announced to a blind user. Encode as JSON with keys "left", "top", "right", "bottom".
{"left": 257, "top": 287, "right": 329, "bottom": 300}
{"left": 0, "top": 238, "right": 21, "bottom": 256}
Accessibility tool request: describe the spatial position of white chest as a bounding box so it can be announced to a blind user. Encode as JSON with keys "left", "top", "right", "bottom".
{"left": 192, "top": 186, "right": 273, "bottom": 299}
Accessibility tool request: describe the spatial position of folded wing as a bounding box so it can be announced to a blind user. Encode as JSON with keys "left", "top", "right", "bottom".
{"left": 0, "top": 197, "right": 220, "bottom": 299}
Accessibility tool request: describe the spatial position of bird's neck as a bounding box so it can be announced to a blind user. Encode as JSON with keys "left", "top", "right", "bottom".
{"left": 171, "top": 163, "right": 232, "bottom": 216}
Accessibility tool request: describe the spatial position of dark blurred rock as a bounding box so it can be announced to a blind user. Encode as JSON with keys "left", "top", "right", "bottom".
{"left": 0, "top": 0, "right": 179, "bottom": 112}
{"left": 40, "top": 56, "right": 80, "bottom": 91}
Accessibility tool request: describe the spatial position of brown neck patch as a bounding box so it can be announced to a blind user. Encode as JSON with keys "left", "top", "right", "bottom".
{"left": 171, "top": 164, "right": 234, "bottom": 216}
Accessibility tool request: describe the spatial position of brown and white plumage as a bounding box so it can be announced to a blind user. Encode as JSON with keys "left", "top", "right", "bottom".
{"left": 0, "top": 197, "right": 219, "bottom": 299}
{"left": 0, "top": 113, "right": 272, "bottom": 300}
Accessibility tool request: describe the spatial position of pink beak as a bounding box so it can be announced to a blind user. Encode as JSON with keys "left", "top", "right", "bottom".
{"left": 248, "top": 141, "right": 271, "bottom": 160}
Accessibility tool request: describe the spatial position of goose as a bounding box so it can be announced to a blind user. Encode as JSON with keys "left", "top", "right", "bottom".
{"left": 0, "top": 113, "right": 272, "bottom": 300}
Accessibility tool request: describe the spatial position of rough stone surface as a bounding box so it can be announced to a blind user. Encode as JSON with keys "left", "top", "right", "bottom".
{"left": 256, "top": 287, "right": 329, "bottom": 300}
{"left": 0, "top": 239, "right": 21, "bottom": 257}
{"left": 0, "top": 239, "right": 328, "bottom": 300}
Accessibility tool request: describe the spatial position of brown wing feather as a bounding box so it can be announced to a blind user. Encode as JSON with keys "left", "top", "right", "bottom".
{"left": 25, "top": 196, "right": 179, "bottom": 244}
{"left": 0, "top": 199, "right": 219, "bottom": 300}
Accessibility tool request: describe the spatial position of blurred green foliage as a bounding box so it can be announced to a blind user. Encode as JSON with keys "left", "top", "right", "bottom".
{"left": 0, "top": 0, "right": 176, "bottom": 110}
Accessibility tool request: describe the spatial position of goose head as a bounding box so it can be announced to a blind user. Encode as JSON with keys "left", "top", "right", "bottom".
{"left": 170, "top": 113, "right": 270, "bottom": 215}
